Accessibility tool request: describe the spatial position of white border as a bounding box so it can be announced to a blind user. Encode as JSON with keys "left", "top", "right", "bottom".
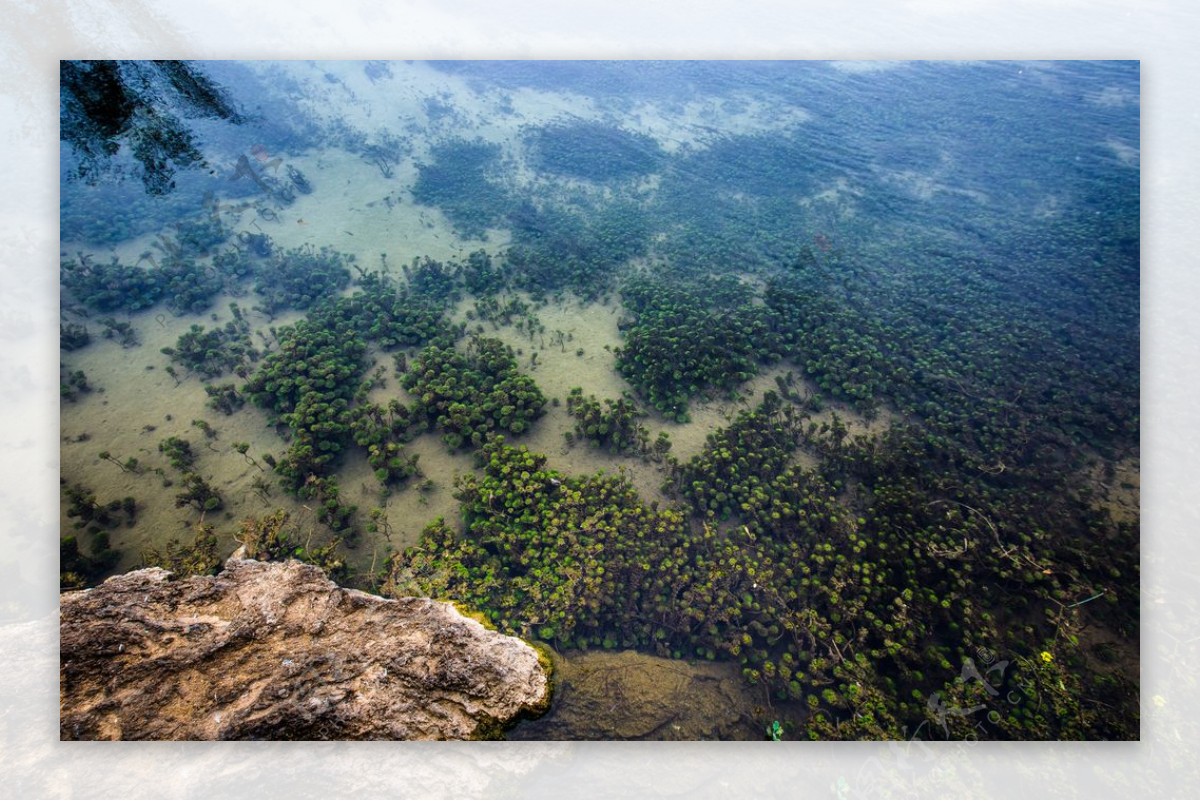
{"left": 3, "top": 2, "right": 1193, "bottom": 797}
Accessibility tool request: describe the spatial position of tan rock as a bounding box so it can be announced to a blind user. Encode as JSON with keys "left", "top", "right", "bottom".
{"left": 60, "top": 559, "right": 550, "bottom": 740}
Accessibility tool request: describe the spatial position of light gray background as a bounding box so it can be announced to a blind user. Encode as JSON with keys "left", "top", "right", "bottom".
{"left": 2, "top": 1, "right": 1192, "bottom": 797}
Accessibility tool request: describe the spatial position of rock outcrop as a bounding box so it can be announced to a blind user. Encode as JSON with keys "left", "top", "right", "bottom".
{"left": 60, "top": 559, "right": 550, "bottom": 740}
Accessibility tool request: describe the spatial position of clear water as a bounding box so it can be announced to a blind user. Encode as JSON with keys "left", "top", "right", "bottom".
{"left": 60, "top": 60, "right": 1139, "bottom": 740}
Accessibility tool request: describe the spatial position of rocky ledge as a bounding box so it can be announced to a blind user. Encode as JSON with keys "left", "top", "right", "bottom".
{"left": 60, "top": 559, "right": 550, "bottom": 740}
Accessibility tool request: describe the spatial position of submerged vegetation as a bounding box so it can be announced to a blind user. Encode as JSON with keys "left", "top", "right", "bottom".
{"left": 394, "top": 390, "right": 1137, "bottom": 739}
{"left": 404, "top": 336, "right": 547, "bottom": 450}
{"left": 564, "top": 388, "right": 667, "bottom": 460}
{"left": 254, "top": 244, "right": 353, "bottom": 313}
{"left": 161, "top": 306, "right": 256, "bottom": 379}
{"left": 61, "top": 254, "right": 162, "bottom": 314}
{"left": 60, "top": 60, "right": 1139, "bottom": 742}
{"left": 524, "top": 119, "right": 664, "bottom": 182}
{"left": 60, "top": 480, "right": 131, "bottom": 589}
{"left": 243, "top": 265, "right": 463, "bottom": 491}
{"left": 412, "top": 138, "right": 511, "bottom": 239}
{"left": 615, "top": 273, "right": 779, "bottom": 419}
{"left": 506, "top": 200, "right": 650, "bottom": 301}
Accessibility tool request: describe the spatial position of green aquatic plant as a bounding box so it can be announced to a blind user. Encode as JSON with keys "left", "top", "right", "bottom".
{"left": 204, "top": 382, "right": 245, "bottom": 415}
{"left": 301, "top": 475, "right": 359, "bottom": 539}
{"left": 243, "top": 310, "right": 367, "bottom": 487}
{"left": 172, "top": 212, "right": 230, "bottom": 257}
{"left": 60, "top": 323, "right": 91, "bottom": 352}
{"left": 666, "top": 390, "right": 804, "bottom": 519}
{"left": 338, "top": 270, "right": 460, "bottom": 349}
{"left": 403, "top": 255, "right": 461, "bottom": 304}
{"left": 385, "top": 439, "right": 702, "bottom": 653}
{"left": 235, "top": 508, "right": 347, "bottom": 582}
{"left": 470, "top": 293, "right": 532, "bottom": 329}
{"left": 231, "top": 441, "right": 263, "bottom": 471}
{"left": 564, "top": 388, "right": 655, "bottom": 458}
{"left": 171, "top": 470, "right": 223, "bottom": 513}
{"left": 158, "top": 436, "right": 196, "bottom": 471}
{"left": 286, "top": 164, "right": 312, "bottom": 194}
{"left": 97, "top": 317, "right": 139, "bottom": 348}
{"left": 60, "top": 530, "right": 119, "bottom": 590}
{"left": 61, "top": 253, "right": 161, "bottom": 313}
{"left": 402, "top": 336, "right": 546, "bottom": 451}
{"left": 354, "top": 129, "right": 407, "bottom": 179}
{"left": 233, "top": 230, "right": 275, "bottom": 259}
{"left": 60, "top": 367, "right": 92, "bottom": 402}
{"left": 61, "top": 246, "right": 228, "bottom": 319}
{"left": 62, "top": 481, "right": 137, "bottom": 530}
{"left": 254, "top": 244, "right": 353, "bottom": 313}
{"left": 211, "top": 244, "right": 257, "bottom": 288}
{"left": 161, "top": 310, "right": 256, "bottom": 379}
{"left": 60, "top": 480, "right": 128, "bottom": 589}
{"left": 243, "top": 274, "right": 458, "bottom": 515}
{"left": 191, "top": 418, "right": 218, "bottom": 440}
{"left": 382, "top": 372, "right": 1137, "bottom": 740}
{"left": 615, "top": 272, "right": 780, "bottom": 417}
{"left": 97, "top": 450, "right": 131, "bottom": 473}
{"left": 459, "top": 249, "right": 509, "bottom": 297}
{"left": 158, "top": 252, "right": 226, "bottom": 315}
{"left": 505, "top": 200, "right": 650, "bottom": 301}
{"left": 141, "top": 522, "right": 222, "bottom": 578}
{"left": 350, "top": 400, "right": 420, "bottom": 487}
{"left": 411, "top": 138, "right": 511, "bottom": 239}
{"left": 524, "top": 119, "right": 664, "bottom": 182}
{"left": 173, "top": 471, "right": 223, "bottom": 513}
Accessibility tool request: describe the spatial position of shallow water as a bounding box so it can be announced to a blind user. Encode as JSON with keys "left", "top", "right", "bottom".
{"left": 60, "top": 59, "right": 1140, "bottom": 740}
